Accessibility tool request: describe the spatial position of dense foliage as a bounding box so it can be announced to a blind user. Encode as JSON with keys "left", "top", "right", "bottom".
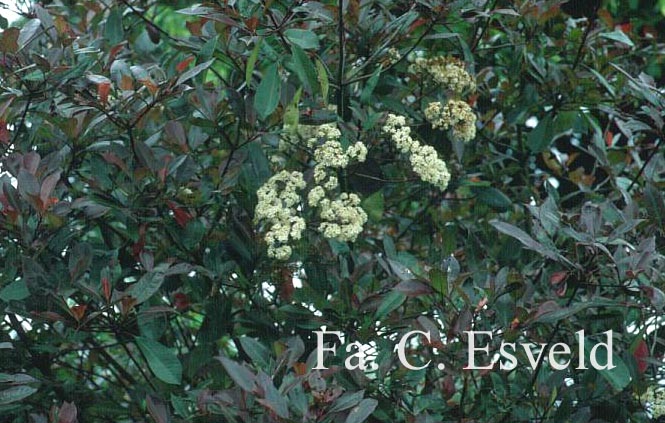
{"left": 1, "top": 0, "right": 665, "bottom": 422}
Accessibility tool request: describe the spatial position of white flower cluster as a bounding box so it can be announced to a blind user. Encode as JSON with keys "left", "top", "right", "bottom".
{"left": 409, "top": 56, "right": 476, "bottom": 94}
{"left": 381, "top": 114, "right": 417, "bottom": 153}
{"left": 387, "top": 47, "right": 402, "bottom": 64}
{"left": 314, "top": 140, "right": 348, "bottom": 167}
{"left": 382, "top": 114, "right": 451, "bottom": 191}
{"left": 317, "top": 193, "right": 367, "bottom": 242}
{"left": 409, "top": 144, "right": 452, "bottom": 189}
{"left": 424, "top": 100, "right": 477, "bottom": 143}
{"left": 254, "top": 171, "right": 306, "bottom": 260}
{"left": 644, "top": 387, "right": 665, "bottom": 418}
{"left": 256, "top": 121, "right": 371, "bottom": 259}
{"left": 306, "top": 123, "right": 369, "bottom": 242}
{"left": 306, "top": 123, "right": 342, "bottom": 148}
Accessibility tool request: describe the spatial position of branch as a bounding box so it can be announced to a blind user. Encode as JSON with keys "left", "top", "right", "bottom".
{"left": 118, "top": 0, "right": 177, "bottom": 42}
{"left": 627, "top": 137, "right": 662, "bottom": 192}
{"left": 337, "top": 0, "right": 345, "bottom": 118}
{"left": 470, "top": 0, "right": 498, "bottom": 52}
{"left": 342, "top": 17, "right": 437, "bottom": 86}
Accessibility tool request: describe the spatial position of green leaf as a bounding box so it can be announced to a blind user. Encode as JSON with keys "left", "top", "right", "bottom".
{"left": 600, "top": 30, "right": 634, "bottom": 47}
{"left": 68, "top": 242, "right": 93, "bottom": 280}
{"left": 182, "top": 219, "right": 206, "bottom": 250}
{"left": 345, "top": 398, "right": 378, "bottom": 423}
{"left": 527, "top": 114, "right": 554, "bottom": 152}
{"left": 0, "top": 279, "right": 29, "bottom": 302}
{"left": 284, "top": 29, "right": 319, "bottom": 50}
{"left": 17, "top": 19, "right": 40, "bottom": 50}
{"left": 135, "top": 336, "right": 182, "bottom": 385}
{"left": 254, "top": 63, "right": 281, "bottom": 119}
{"left": 199, "top": 35, "right": 218, "bottom": 60}
{"left": 490, "top": 220, "right": 569, "bottom": 265}
{"left": 105, "top": 8, "right": 124, "bottom": 45}
{"left": 429, "top": 269, "right": 448, "bottom": 296}
{"left": 0, "top": 373, "right": 37, "bottom": 384}
{"left": 0, "top": 386, "right": 38, "bottom": 405}
{"left": 315, "top": 58, "right": 329, "bottom": 103}
{"left": 361, "top": 191, "right": 384, "bottom": 222}
{"left": 283, "top": 87, "right": 302, "bottom": 129}
{"left": 246, "top": 38, "right": 262, "bottom": 88}
{"left": 360, "top": 66, "right": 382, "bottom": 104}
{"left": 217, "top": 356, "right": 256, "bottom": 392}
{"left": 375, "top": 291, "right": 406, "bottom": 319}
{"left": 593, "top": 348, "right": 632, "bottom": 391}
{"left": 471, "top": 186, "right": 512, "bottom": 211}
{"left": 239, "top": 337, "right": 271, "bottom": 369}
{"left": 290, "top": 45, "right": 319, "bottom": 94}
{"left": 125, "top": 264, "right": 169, "bottom": 304}
{"left": 176, "top": 59, "right": 214, "bottom": 86}
{"left": 257, "top": 372, "right": 289, "bottom": 418}
{"left": 329, "top": 390, "right": 365, "bottom": 413}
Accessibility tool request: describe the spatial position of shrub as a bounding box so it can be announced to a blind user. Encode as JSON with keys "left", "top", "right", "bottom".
{"left": 0, "top": 0, "right": 664, "bottom": 422}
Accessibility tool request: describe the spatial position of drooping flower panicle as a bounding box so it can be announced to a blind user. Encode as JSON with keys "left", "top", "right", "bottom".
{"left": 254, "top": 170, "right": 307, "bottom": 260}
{"left": 424, "top": 100, "right": 477, "bottom": 143}
{"left": 317, "top": 193, "right": 367, "bottom": 242}
{"left": 256, "top": 122, "right": 370, "bottom": 259}
{"left": 409, "top": 56, "right": 476, "bottom": 94}
{"left": 308, "top": 123, "right": 369, "bottom": 242}
{"left": 382, "top": 114, "right": 451, "bottom": 191}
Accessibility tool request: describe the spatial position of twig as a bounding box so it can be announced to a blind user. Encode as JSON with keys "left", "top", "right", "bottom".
{"left": 627, "top": 138, "right": 662, "bottom": 192}
{"left": 118, "top": 0, "right": 177, "bottom": 42}
{"left": 572, "top": 9, "right": 601, "bottom": 71}
{"left": 120, "top": 340, "right": 158, "bottom": 391}
{"left": 337, "top": 0, "right": 345, "bottom": 118}
{"left": 11, "top": 97, "right": 31, "bottom": 144}
{"left": 470, "top": 0, "right": 498, "bottom": 52}
{"left": 343, "top": 15, "right": 437, "bottom": 86}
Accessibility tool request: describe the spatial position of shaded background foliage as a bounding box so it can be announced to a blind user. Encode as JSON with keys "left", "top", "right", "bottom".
{"left": 0, "top": 0, "right": 664, "bottom": 422}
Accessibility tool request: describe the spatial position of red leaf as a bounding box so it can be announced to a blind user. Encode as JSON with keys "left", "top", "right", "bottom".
{"left": 633, "top": 339, "right": 649, "bottom": 374}
{"left": 293, "top": 362, "right": 307, "bottom": 376}
{"left": 101, "top": 152, "right": 127, "bottom": 171}
{"left": 604, "top": 131, "right": 614, "bottom": 147}
{"left": 616, "top": 22, "right": 632, "bottom": 33}
{"left": 120, "top": 296, "right": 137, "bottom": 315}
{"left": 146, "top": 395, "right": 169, "bottom": 423}
{"left": 39, "top": 171, "right": 61, "bottom": 209}
{"left": 31, "top": 311, "right": 66, "bottom": 322}
{"left": 245, "top": 17, "right": 259, "bottom": 33}
{"left": 98, "top": 81, "right": 111, "bottom": 105}
{"left": 176, "top": 56, "right": 195, "bottom": 73}
{"left": 168, "top": 201, "right": 192, "bottom": 228}
{"left": 140, "top": 78, "right": 158, "bottom": 95}
{"left": 120, "top": 74, "right": 134, "bottom": 91}
{"left": 641, "top": 286, "right": 665, "bottom": 310}
{"left": 555, "top": 282, "right": 567, "bottom": 297}
{"left": 550, "top": 271, "right": 568, "bottom": 285}
{"left": 408, "top": 18, "right": 428, "bottom": 32}
{"left": 0, "top": 120, "right": 9, "bottom": 144}
{"left": 70, "top": 305, "right": 87, "bottom": 321}
{"left": 173, "top": 293, "right": 190, "bottom": 311}
{"left": 101, "top": 277, "right": 111, "bottom": 302}
{"left": 131, "top": 236, "right": 145, "bottom": 256}
{"left": 108, "top": 43, "right": 125, "bottom": 65}
{"left": 186, "top": 20, "right": 203, "bottom": 36}
{"left": 57, "top": 401, "right": 78, "bottom": 423}
{"left": 394, "top": 280, "right": 434, "bottom": 296}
